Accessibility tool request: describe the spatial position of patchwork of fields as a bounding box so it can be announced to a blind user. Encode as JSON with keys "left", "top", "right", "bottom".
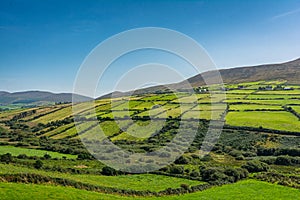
{"left": 0, "top": 80, "right": 300, "bottom": 199}
{"left": 2, "top": 80, "right": 298, "bottom": 142}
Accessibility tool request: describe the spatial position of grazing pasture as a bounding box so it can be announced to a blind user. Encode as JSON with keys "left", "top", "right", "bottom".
{"left": 226, "top": 111, "right": 300, "bottom": 132}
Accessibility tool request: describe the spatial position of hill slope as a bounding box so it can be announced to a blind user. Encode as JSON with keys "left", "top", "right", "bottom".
{"left": 186, "top": 58, "right": 300, "bottom": 87}
{"left": 0, "top": 91, "right": 92, "bottom": 105}
{"left": 98, "top": 58, "right": 300, "bottom": 99}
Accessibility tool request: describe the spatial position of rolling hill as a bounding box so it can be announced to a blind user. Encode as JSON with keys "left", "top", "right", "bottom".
{"left": 1, "top": 58, "right": 299, "bottom": 103}
{"left": 98, "top": 57, "right": 300, "bottom": 99}
{"left": 186, "top": 57, "right": 300, "bottom": 87}
{"left": 0, "top": 91, "right": 92, "bottom": 106}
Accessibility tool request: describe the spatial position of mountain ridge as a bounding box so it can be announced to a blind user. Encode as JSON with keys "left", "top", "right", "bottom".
{"left": 97, "top": 57, "right": 300, "bottom": 99}
{"left": 185, "top": 57, "right": 300, "bottom": 87}
{"left": 0, "top": 91, "right": 92, "bottom": 105}
{"left": 1, "top": 58, "right": 299, "bottom": 102}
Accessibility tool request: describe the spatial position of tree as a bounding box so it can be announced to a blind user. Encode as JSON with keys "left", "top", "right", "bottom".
{"left": 180, "top": 184, "right": 189, "bottom": 190}
{"left": 169, "top": 165, "right": 184, "bottom": 174}
{"left": 201, "top": 167, "right": 227, "bottom": 182}
{"left": 0, "top": 153, "right": 12, "bottom": 164}
{"left": 102, "top": 166, "right": 117, "bottom": 176}
{"left": 43, "top": 153, "right": 51, "bottom": 160}
{"left": 275, "top": 156, "right": 293, "bottom": 166}
{"left": 34, "top": 160, "right": 43, "bottom": 169}
{"left": 175, "top": 155, "right": 191, "bottom": 164}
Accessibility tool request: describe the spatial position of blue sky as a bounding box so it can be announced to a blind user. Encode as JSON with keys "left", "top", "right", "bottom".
{"left": 1, "top": 0, "right": 300, "bottom": 96}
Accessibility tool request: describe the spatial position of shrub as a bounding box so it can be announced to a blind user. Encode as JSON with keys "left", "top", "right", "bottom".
{"left": 200, "top": 154, "right": 212, "bottom": 162}
{"left": 33, "top": 160, "right": 43, "bottom": 169}
{"left": 190, "top": 170, "right": 200, "bottom": 178}
{"left": 169, "top": 165, "right": 184, "bottom": 174}
{"left": 0, "top": 153, "right": 13, "bottom": 164}
{"left": 17, "top": 154, "right": 28, "bottom": 159}
{"left": 236, "top": 155, "right": 244, "bottom": 160}
{"left": 175, "top": 155, "right": 191, "bottom": 164}
{"left": 102, "top": 166, "right": 118, "bottom": 176}
{"left": 43, "top": 153, "right": 51, "bottom": 160}
{"left": 201, "top": 167, "right": 227, "bottom": 182}
{"left": 77, "top": 152, "right": 93, "bottom": 160}
{"left": 228, "top": 150, "right": 243, "bottom": 158}
{"left": 275, "top": 155, "right": 300, "bottom": 166}
{"left": 180, "top": 183, "right": 189, "bottom": 190}
{"left": 242, "top": 160, "right": 269, "bottom": 173}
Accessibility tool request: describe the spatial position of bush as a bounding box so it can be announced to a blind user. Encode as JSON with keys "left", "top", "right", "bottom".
{"left": 175, "top": 155, "right": 191, "bottom": 164}
{"left": 201, "top": 168, "right": 227, "bottom": 182}
{"left": 77, "top": 152, "right": 93, "bottom": 160}
{"left": 275, "top": 155, "right": 300, "bottom": 166}
{"left": 200, "top": 154, "right": 212, "bottom": 162}
{"left": 236, "top": 155, "right": 244, "bottom": 160}
{"left": 242, "top": 160, "right": 269, "bottom": 173}
{"left": 190, "top": 170, "right": 200, "bottom": 178}
{"left": 169, "top": 165, "right": 184, "bottom": 174}
{"left": 228, "top": 150, "right": 243, "bottom": 158}
{"left": 43, "top": 153, "right": 51, "bottom": 160}
{"left": 17, "top": 154, "right": 28, "bottom": 159}
{"left": 33, "top": 160, "right": 43, "bottom": 169}
{"left": 102, "top": 166, "right": 118, "bottom": 176}
{"left": 180, "top": 183, "right": 189, "bottom": 190}
{"left": 0, "top": 153, "right": 13, "bottom": 164}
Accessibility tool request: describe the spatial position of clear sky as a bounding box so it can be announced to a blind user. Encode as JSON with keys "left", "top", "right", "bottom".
{"left": 1, "top": 0, "right": 300, "bottom": 96}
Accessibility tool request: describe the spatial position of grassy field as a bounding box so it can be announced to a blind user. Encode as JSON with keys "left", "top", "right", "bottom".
{"left": 1, "top": 80, "right": 299, "bottom": 136}
{"left": 226, "top": 90, "right": 256, "bottom": 94}
{"left": 39, "top": 123, "right": 74, "bottom": 137}
{"left": 226, "top": 111, "right": 300, "bottom": 132}
{"left": 32, "top": 106, "right": 72, "bottom": 124}
{"left": 0, "top": 180, "right": 299, "bottom": 200}
{"left": 182, "top": 110, "right": 224, "bottom": 120}
{"left": 1, "top": 81, "right": 300, "bottom": 199}
{"left": 157, "top": 179, "right": 300, "bottom": 200}
{"left": 225, "top": 99, "right": 300, "bottom": 105}
{"left": 256, "top": 90, "right": 300, "bottom": 95}
{"left": 292, "top": 106, "right": 300, "bottom": 114}
{"left": 0, "top": 146, "right": 76, "bottom": 159}
{"left": 229, "top": 104, "right": 283, "bottom": 111}
{"left": 0, "top": 182, "right": 126, "bottom": 200}
{"left": 0, "top": 164, "right": 203, "bottom": 192}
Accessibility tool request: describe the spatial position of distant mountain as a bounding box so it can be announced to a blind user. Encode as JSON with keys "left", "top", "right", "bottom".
{"left": 3, "top": 58, "right": 299, "bottom": 103}
{"left": 0, "top": 91, "right": 93, "bottom": 105}
{"left": 185, "top": 57, "right": 300, "bottom": 87}
{"left": 97, "top": 58, "right": 300, "bottom": 99}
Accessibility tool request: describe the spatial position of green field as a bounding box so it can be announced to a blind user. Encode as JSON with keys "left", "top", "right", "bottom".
{"left": 256, "top": 90, "right": 300, "bottom": 95}
{"left": 32, "top": 106, "right": 72, "bottom": 124}
{"left": 292, "top": 106, "right": 300, "bottom": 114}
{"left": 229, "top": 104, "right": 283, "bottom": 111}
{"left": 0, "top": 164, "right": 203, "bottom": 192}
{"left": 0, "top": 180, "right": 299, "bottom": 200}
{"left": 182, "top": 110, "right": 224, "bottom": 120}
{"left": 225, "top": 99, "right": 300, "bottom": 105}
{"left": 0, "top": 182, "right": 126, "bottom": 200}
{"left": 226, "top": 111, "right": 300, "bottom": 132}
{"left": 1, "top": 80, "right": 300, "bottom": 199}
{"left": 157, "top": 179, "right": 300, "bottom": 200}
{"left": 0, "top": 146, "right": 76, "bottom": 159}
{"left": 226, "top": 90, "right": 256, "bottom": 94}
